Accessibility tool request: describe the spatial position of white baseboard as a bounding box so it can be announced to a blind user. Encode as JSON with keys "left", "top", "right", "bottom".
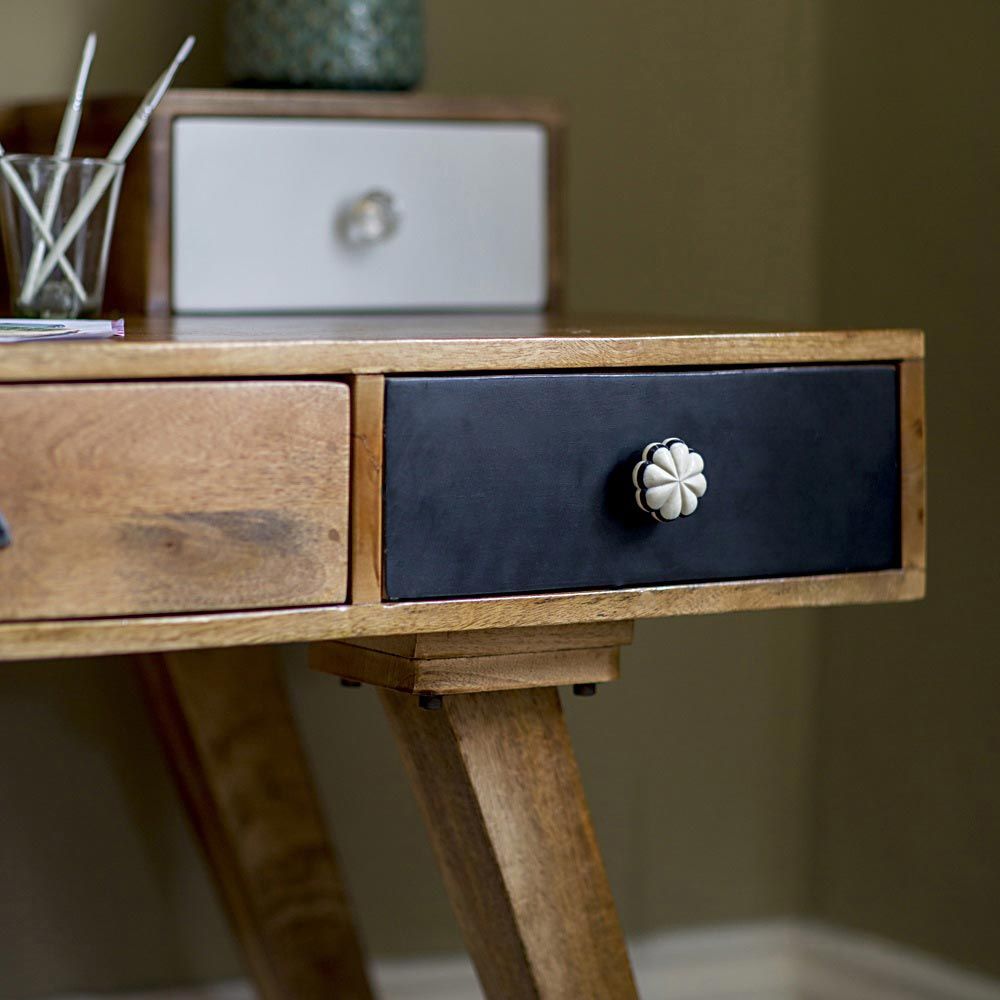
{"left": 789, "top": 922, "right": 1000, "bottom": 1000}
{"left": 52, "top": 919, "right": 1000, "bottom": 1000}
{"left": 630, "top": 921, "right": 1000, "bottom": 1000}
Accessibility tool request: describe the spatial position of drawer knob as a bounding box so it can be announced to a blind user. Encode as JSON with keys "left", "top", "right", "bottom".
{"left": 0, "top": 510, "right": 11, "bottom": 549}
{"left": 633, "top": 438, "right": 707, "bottom": 522}
{"left": 339, "top": 190, "right": 401, "bottom": 247}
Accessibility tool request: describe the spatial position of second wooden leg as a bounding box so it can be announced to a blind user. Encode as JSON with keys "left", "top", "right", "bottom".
{"left": 139, "top": 647, "right": 373, "bottom": 1000}
{"left": 381, "top": 684, "right": 637, "bottom": 1000}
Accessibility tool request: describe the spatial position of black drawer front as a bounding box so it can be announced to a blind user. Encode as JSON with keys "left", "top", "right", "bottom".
{"left": 383, "top": 366, "right": 900, "bottom": 600}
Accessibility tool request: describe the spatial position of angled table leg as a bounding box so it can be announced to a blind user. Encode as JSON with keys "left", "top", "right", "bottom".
{"left": 310, "top": 623, "right": 638, "bottom": 1000}
{"left": 138, "top": 647, "right": 373, "bottom": 1000}
{"left": 381, "top": 684, "right": 636, "bottom": 999}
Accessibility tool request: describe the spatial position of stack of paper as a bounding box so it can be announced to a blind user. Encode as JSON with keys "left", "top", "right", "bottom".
{"left": 0, "top": 319, "right": 125, "bottom": 343}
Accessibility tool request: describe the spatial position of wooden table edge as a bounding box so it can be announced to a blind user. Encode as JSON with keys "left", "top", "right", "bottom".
{"left": 0, "top": 329, "right": 924, "bottom": 382}
{"left": 0, "top": 568, "right": 924, "bottom": 662}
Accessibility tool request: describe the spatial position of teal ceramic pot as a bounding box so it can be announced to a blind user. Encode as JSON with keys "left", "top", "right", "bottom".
{"left": 226, "top": 0, "right": 423, "bottom": 90}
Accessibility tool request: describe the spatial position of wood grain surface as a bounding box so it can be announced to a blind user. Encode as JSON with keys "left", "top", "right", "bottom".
{"left": 0, "top": 569, "right": 924, "bottom": 662}
{"left": 8, "top": 92, "right": 563, "bottom": 147}
{"left": 0, "top": 381, "right": 350, "bottom": 620}
{"left": 382, "top": 685, "right": 637, "bottom": 998}
{"left": 349, "top": 375, "right": 385, "bottom": 604}
{"left": 0, "top": 316, "right": 924, "bottom": 382}
{"left": 313, "top": 622, "right": 633, "bottom": 693}
{"left": 138, "top": 647, "right": 372, "bottom": 1000}
{"left": 900, "top": 359, "right": 927, "bottom": 570}
{"left": 311, "top": 642, "right": 621, "bottom": 694}
{"left": 339, "top": 621, "right": 635, "bottom": 658}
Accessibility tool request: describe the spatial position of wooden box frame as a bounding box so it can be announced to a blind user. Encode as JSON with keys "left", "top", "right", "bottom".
{"left": 3, "top": 90, "right": 566, "bottom": 315}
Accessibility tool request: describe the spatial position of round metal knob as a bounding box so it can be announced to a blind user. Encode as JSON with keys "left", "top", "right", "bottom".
{"left": 0, "top": 510, "right": 11, "bottom": 549}
{"left": 633, "top": 438, "right": 707, "bottom": 522}
{"left": 339, "top": 190, "right": 401, "bottom": 247}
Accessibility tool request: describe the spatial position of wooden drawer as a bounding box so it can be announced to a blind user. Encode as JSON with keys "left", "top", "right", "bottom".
{"left": 0, "top": 381, "right": 349, "bottom": 620}
{"left": 171, "top": 117, "right": 548, "bottom": 312}
{"left": 383, "top": 366, "right": 901, "bottom": 599}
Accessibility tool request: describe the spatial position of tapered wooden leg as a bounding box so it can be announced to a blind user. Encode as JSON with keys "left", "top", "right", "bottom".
{"left": 381, "top": 684, "right": 637, "bottom": 1000}
{"left": 138, "top": 647, "right": 373, "bottom": 1000}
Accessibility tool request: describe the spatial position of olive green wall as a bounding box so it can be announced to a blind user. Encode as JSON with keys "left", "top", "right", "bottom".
{"left": 809, "top": 0, "right": 1000, "bottom": 979}
{"left": 0, "top": 1, "right": 226, "bottom": 98}
{"left": 0, "top": 1, "right": 995, "bottom": 997}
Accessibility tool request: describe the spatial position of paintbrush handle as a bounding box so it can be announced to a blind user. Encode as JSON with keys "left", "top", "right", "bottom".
{"left": 24, "top": 36, "right": 195, "bottom": 302}
{"left": 22, "top": 33, "right": 98, "bottom": 300}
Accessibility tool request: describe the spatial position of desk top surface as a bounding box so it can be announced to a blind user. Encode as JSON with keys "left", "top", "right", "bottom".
{"left": 0, "top": 314, "right": 923, "bottom": 382}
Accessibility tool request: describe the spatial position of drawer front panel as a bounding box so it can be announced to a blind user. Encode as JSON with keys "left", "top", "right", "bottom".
{"left": 172, "top": 117, "right": 548, "bottom": 312}
{"left": 0, "top": 381, "right": 349, "bottom": 620}
{"left": 383, "top": 367, "right": 900, "bottom": 599}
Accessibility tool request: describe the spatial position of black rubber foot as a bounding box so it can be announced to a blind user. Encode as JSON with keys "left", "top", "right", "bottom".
{"left": 340, "top": 678, "right": 362, "bottom": 688}
{"left": 418, "top": 693, "right": 444, "bottom": 710}
{"left": 572, "top": 683, "right": 598, "bottom": 697}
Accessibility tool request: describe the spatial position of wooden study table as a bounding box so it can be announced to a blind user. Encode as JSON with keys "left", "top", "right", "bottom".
{"left": 0, "top": 314, "right": 925, "bottom": 999}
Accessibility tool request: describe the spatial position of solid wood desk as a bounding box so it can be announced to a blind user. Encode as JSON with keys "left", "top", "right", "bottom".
{"left": 0, "top": 315, "right": 925, "bottom": 999}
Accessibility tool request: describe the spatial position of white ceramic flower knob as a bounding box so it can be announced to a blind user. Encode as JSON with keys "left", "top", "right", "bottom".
{"left": 633, "top": 438, "right": 708, "bottom": 522}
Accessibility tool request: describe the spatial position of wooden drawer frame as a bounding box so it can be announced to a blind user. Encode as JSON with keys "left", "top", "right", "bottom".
{"left": 0, "top": 319, "right": 925, "bottom": 660}
{"left": 379, "top": 366, "right": 905, "bottom": 600}
{"left": 355, "top": 359, "right": 925, "bottom": 608}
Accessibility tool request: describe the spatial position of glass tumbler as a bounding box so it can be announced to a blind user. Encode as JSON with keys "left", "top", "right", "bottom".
{"left": 0, "top": 155, "right": 124, "bottom": 318}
